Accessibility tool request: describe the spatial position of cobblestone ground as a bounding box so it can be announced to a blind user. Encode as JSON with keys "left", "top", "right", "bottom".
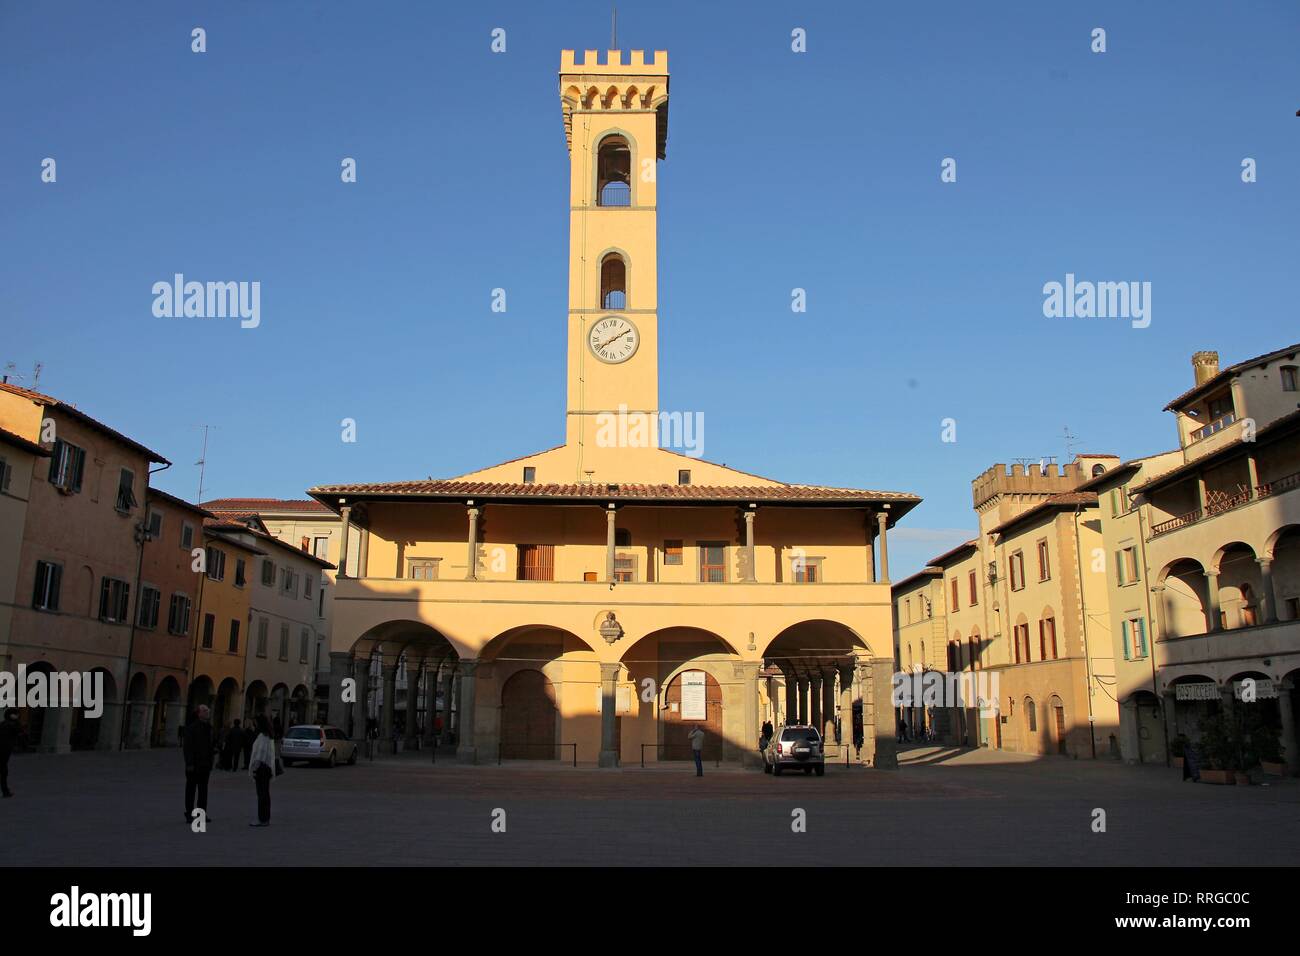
{"left": 1, "top": 745, "right": 1296, "bottom": 866}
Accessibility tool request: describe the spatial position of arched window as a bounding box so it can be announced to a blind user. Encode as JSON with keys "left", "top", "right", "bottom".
{"left": 600, "top": 254, "right": 626, "bottom": 309}
{"left": 1025, "top": 697, "right": 1037, "bottom": 733}
{"left": 1091, "top": 463, "right": 1106, "bottom": 477}
{"left": 596, "top": 136, "right": 631, "bottom": 206}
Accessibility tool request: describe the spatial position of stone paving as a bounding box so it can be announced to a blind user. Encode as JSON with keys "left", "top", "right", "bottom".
{"left": 1, "top": 744, "right": 1296, "bottom": 866}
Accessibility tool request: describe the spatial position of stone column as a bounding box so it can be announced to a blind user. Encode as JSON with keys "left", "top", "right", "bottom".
{"left": 465, "top": 507, "right": 480, "bottom": 580}
{"left": 822, "top": 669, "right": 837, "bottom": 742}
{"left": 810, "top": 673, "right": 822, "bottom": 731}
{"left": 784, "top": 672, "right": 796, "bottom": 726}
{"left": 405, "top": 663, "right": 421, "bottom": 749}
{"left": 797, "top": 677, "right": 808, "bottom": 724}
{"left": 358, "top": 527, "right": 370, "bottom": 579}
{"left": 606, "top": 505, "right": 617, "bottom": 582}
{"left": 327, "top": 652, "right": 351, "bottom": 729}
{"left": 337, "top": 503, "right": 351, "bottom": 578}
{"left": 865, "top": 511, "right": 876, "bottom": 583}
{"left": 876, "top": 511, "right": 891, "bottom": 583}
{"left": 743, "top": 508, "right": 756, "bottom": 582}
{"left": 739, "top": 661, "right": 762, "bottom": 768}
{"left": 349, "top": 656, "right": 370, "bottom": 742}
{"left": 599, "top": 662, "right": 620, "bottom": 767}
{"left": 40, "top": 706, "right": 74, "bottom": 753}
{"left": 440, "top": 665, "right": 455, "bottom": 746}
{"left": 456, "top": 661, "right": 478, "bottom": 763}
{"left": 1258, "top": 559, "right": 1277, "bottom": 624}
{"left": 1278, "top": 681, "right": 1297, "bottom": 776}
{"left": 1162, "top": 690, "right": 1179, "bottom": 749}
{"left": 871, "top": 658, "right": 898, "bottom": 768}
{"left": 128, "top": 702, "right": 152, "bottom": 749}
{"left": 1120, "top": 698, "right": 1141, "bottom": 764}
{"left": 381, "top": 662, "right": 398, "bottom": 751}
{"left": 1204, "top": 571, "right": 1221, "bottom": 632}
{"left": 164, "top": 702, "right": 186, "bottom": 747}
{"left": 838, "top": 665, "right": 854, "bottom": 756}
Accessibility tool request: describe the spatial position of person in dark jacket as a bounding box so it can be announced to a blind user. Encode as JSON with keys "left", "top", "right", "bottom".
{"left": 1, "top": 710, "right": 25, "bottom": 798}
{"left": 182, "top": 705, "right": 215, "bottom": 822}
{"left": 223, "top": 720, "right": 244, "bottom": 772}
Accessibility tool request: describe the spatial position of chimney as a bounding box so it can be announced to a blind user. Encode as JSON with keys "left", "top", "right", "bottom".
{"left": 1192, "top": 351, "right": 1220, "bottom": 386}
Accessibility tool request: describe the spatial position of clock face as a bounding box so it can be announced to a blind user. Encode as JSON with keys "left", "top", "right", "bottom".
{"left": 588, "top": 316, "right": 640, "bottom": 364}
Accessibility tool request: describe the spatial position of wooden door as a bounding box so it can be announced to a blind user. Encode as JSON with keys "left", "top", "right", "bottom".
{"left": 1054, "top": 704, "right": 1067, "bottom": 755}
{"left": 500, "top": 669, "right": 557, "bottom": 759}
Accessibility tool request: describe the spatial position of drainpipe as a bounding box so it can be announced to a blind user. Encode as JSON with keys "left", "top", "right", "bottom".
{"left": 1073, "top": 506, "right": 1098, "bottom": 758}
{"left": 120, "top": 460, "right": 171, "bottom": 750}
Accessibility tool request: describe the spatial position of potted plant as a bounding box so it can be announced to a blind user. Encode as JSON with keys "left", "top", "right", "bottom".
{"left": 1196, "top": 714, "right": 1237, "bottom": 785}
{"left": 1243, "top": 710, "right": 1283, "bottom": 778}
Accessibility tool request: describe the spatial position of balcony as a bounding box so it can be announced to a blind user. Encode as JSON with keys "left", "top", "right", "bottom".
{"left": 1150, "top": 469, "right": 1300, "bottom": 538}
{"left": 1189, "top": 412, "right": 1236, "bottom": 444}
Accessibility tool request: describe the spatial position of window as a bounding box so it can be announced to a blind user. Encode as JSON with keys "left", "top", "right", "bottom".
{"left": 281, "top": 567, "right": 297, "bottom": 593}
{"left": 1036, "top": 540, "right": 1050, "bottom": 581}
{"left": 48, "top": 439, "right": 85, "bottom": 493}
{"left": 596, "top": 135, "right": 631, "bottom": 206}
{"left": 138, "top": 585, "right": 161, "bottom": 629}
{"left": 614, "top": 528, "right": 632, "bottom": 548}
{"left": 1109, "top": 488, "right": 1124, "bottom": 517}
{"left": 279, "top": 623, "right": 290, "bottom": 661}
{"left": 32, "top": 560, "right": 62, "bottom": 611}
{"left": 312, "top": 536, "right": 329, "bottom": 559}
{"left": 968, "top": 570, "right": 978, "bottom": 606}
{"left": 968, "top": 636, "right": 979, "bottom": 670}
{"left": 1009, "top": 551, "right": 1025, "bottom": 591}
{"left": 1091, "top": 463, "right": 1106, "bottom": 477}
{"left": 1013, "top": 622, "right": 1031, "bottom": 663}
{"left": 99, "top": 577, "right": 130, "bottom": 623}
{"left": 167, "top": 594, "right": 191, "bottom": 636}
{"left": 146, "top": 509, "right": 163, "bottom": 540}
{"left": 794, "top": 557, "right": 821, "bottom": 583}
{"left": 1285, "top": 597, "right": 1299, "bottom": 620}
{"left": 677, "top": 470, "right": 691, "bottom": 485}
{"left": 1121, "top": 616, "right": 1148, "bottom": 660}
{"left": 600, "top": 254, "right": 626, "bottom": 309}
{"left": 903, "top": 598, "right": 911, "bottom": 624}
{"left": 261, "top": 559, "right": 276, "bottom": 586}
{"left": 516, "top": 544, "right": 555, "bottom": 581}
{"left": 304, "top": 574, "right": 313, "bottom": 599}
{"left": 0, "top": 456, "right": 10, "bottom": 493}
{"left": 522, "top": 466, "right": 536, "bottom": 484}
{"left": 234, "top": 558, "right": 246, "bottom": 588}
{"left": 228, "top": 619, "right": 240, "bottom": 654}
{"left": 1039, "top": 617, "right": 1057, "bottom": 660}
{"left": 1026, "top": 698, "right": 1037, "bottom": 733}
{"left": 201, "top": 613, "right": 216, "bottom": 649}
{"left": 1116, "top": 546, "right": 1140, "bottom": 585}
{"left": 950, "top": 577, "right": 959, "bottom": 610}
{"left": 257, "top": 618, "right": 269, "bottom": 658}
{"left": 115, "top": 468, "right": 137, "bottom": 512}
{"left": 614, "top": 552, "right": 637, "bottom": 582}
{"left": 205, "top": 546, "right": 226, "bottom": 582}
{"left": 699, "top": 542, "right": 727, "bottom": 583}
{"left": 663, "top": 540, "right": 683, "bottom": 565}
{"left": 409, "top": 559, "right": 440, "bottom": 580}
{"left": 299, "top": 628, "right": 310, "bottom": 663}
{"left": 1281, "top": 366, "right": 1298, "bottom": 392}
{"left": 181, "top": 522, "right": 194, "bottom": 550}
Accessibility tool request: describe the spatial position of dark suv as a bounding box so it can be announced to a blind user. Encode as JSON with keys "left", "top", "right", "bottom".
{"left": 764, "top": 725, "right": 825, "bottom": 776}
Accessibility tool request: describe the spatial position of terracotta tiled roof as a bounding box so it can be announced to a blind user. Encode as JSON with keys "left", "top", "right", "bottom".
{"left": 0, "top": 382, "right": 170, "bottom": 464}
{"left": 1162, "top": 342, "right": 1300, "bottom": 411}
{"left": 1131, "top": 407, "right": 1300, "bottom": 495}
{"left": 201, "top": 497, "right": 332, "bottom": 514}
{"left": 308, "top": 479, "right": 920, "bottom": 509}
{"left": 928, "top": 538, "right": 980, "bottom": 567}
{"left": 892, "top": 566, "right": 944, "bottom": 593}
{"left": 203, "top": 517, "right": 336, "bottom": 569}
{"left": 0, "top": 426, "right": 51, "bottom": 457}
{"left": 988, "top": 492, "right": 1098, "bottom": 537}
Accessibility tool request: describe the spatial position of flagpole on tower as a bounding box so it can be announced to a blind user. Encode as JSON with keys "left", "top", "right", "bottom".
{"left": 612, "top": 6, "right": 617, "bottom": 48}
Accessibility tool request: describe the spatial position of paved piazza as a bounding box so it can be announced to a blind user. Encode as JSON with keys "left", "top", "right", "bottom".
{"left": 3, "top": 746, "right": 1296, "bottom": 867}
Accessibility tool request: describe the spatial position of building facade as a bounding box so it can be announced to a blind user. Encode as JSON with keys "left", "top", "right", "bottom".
{"left": 307, "top": 47, "right": 919, "bottom": 768}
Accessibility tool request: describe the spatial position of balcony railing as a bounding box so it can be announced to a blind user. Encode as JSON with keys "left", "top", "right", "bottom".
{"left": 598, "top": 181, "right": 631, "bottom": 206}
{"left": 1189, "top": 412, "right": 1236, "bottom": 443}
{"left": 1150, "top": 469, "right": 1300, "bottom": 537}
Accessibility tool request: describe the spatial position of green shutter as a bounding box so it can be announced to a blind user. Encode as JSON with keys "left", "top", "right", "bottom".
{"left": 1121, "top": 620, "right": 1131, "bottom": 660}
{"left": 1137, "top": 618, "right": 1147, "bottom": 657}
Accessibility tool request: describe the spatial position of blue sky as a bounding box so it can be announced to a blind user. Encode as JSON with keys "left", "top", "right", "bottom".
{"left": 2, "top": 1, "right": 1297, "bottom": 576}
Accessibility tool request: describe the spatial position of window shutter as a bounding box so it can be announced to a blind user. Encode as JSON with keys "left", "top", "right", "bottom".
{"left": 1121, "top": 620, "right": 1131, "bottom": 660}
{"left": 1137, "top": 618, "right": 1147, "bottom": 656}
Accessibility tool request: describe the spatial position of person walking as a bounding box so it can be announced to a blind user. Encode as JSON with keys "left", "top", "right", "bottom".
{"left": 182, "top": 705, "right": 215, "bottom": 823}
{"left": 248, "top": 716, "right": 277, "bottom": 827}
{"left": 686, "top": 724, "right": 705, "bottom": 777}
{"left": 223, "top": 720, "right": 244, "bottom": 772}
{"left": 1, "top": 710, "right": 25, "bottom": 798}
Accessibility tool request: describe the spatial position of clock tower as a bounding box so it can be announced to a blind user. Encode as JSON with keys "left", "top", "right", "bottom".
{"left": 559, "top": 49, "right": 669, "bottom": 456}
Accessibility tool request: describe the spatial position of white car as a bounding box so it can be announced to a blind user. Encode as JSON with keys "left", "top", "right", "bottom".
{"left": 280, "top": 725, "right": 358, "bottom": 768}
{"left": 764, "top": 725, "right": 825, "bottom": 776}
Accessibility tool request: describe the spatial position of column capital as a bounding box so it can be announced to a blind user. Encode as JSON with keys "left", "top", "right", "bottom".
{"left": 599, "top": 661, "right": 621, "bottom": 680}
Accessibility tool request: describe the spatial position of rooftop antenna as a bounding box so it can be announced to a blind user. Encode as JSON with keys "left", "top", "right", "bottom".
{"left": 194, "top": 424, "right": 216, "bottom": 503}
{"left": 1, "top": 362, "right": 15, "bottom": 385}
{"left": 31, "top": 362, "right": 42, "bottom": 387}
{"left": 1063, "top": 425, "right": 1082, "bottom": 462}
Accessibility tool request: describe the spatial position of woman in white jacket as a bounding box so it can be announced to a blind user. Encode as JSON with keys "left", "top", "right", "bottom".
{"left": 248, "top": 715, "right": 276, "bottom": 827}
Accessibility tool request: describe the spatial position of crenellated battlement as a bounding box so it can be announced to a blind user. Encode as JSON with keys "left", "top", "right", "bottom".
{"left": 971, "top": 460, "right": 1086, "bottom": 509}
{"left": 561, "top": 49, "right": 669, "bottom": 75}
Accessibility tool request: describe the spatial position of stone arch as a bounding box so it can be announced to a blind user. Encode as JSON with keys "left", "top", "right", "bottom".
{"left": 214, "top": 677, "right": 240, "bottom": 731}
{"left": 499, "top": 669, "right": 559, "bottom": 760}
{"left": 152, "top": 675, "right": 183, "bottom": 747}
{"left": 71, "top": 667, "right": 117, "bottom": 752}
{"left": 1158, "top": 557, "right": 1209, "bottom": 638}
